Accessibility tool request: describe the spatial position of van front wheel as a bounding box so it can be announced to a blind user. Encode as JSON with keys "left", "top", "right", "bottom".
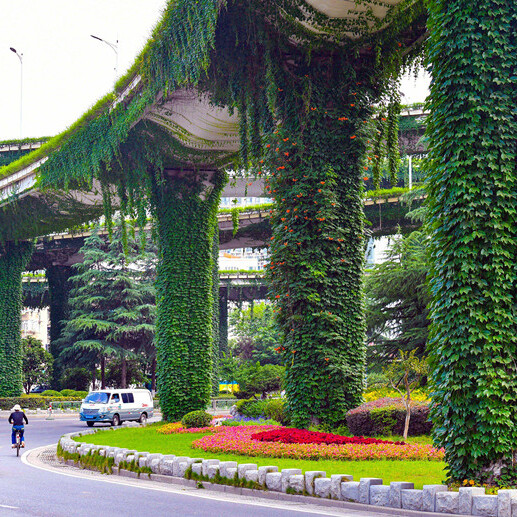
{"left": 139, "top": 413, "right": 147, "bottom": 425}
{"left": 86, "top": 422, "right": 94, "bottom": 427}
{"left": 111, "top": 414, "right": 121, "bottom": 427}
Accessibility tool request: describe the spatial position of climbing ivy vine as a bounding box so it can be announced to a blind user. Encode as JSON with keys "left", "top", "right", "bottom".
{"left": 0, "top": 242, "right": 34, "bottom": 397}
{"left": 426, "top": 0, "right": 517, "bottom": 482}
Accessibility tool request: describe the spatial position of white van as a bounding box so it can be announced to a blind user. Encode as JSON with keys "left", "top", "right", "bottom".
{"left": 79, "top": 389, "right": 153, "bottom": 427}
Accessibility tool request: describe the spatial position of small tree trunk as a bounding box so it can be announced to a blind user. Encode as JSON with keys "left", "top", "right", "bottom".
{"left": 91, "top": 368, "right": 96, "bottom": 391}
{"left": 121, "top": 357, "right": 127, "bottom": 389}
{"left": 403, "top": 373, "right": 411, "bottom": 440}
{"left": 101, "top": 357, "right": 106, "bottom": 389}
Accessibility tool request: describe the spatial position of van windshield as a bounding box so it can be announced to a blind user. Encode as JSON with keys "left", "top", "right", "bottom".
{"left": 84, "top": 392, "right": 109, "bottom": 404}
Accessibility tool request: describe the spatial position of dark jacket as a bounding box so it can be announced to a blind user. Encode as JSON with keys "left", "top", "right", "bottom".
{"left": 9, "top": 412, "right": 28, "bottom": 426}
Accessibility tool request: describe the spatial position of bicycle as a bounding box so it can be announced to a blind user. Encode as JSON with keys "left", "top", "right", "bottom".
{"left": 13, "top": 426, "right": 24, "bottom": 457}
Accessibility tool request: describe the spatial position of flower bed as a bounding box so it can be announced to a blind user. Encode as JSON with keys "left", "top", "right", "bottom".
{"left": 251, "top": 427, "right": 404, "bottom": 446}
{"left": 155, "top": 424, "right": 443, "bottom": 461}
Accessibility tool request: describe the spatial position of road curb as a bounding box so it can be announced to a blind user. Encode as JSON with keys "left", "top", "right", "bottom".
{"left": 52, "top": 453, "right": 462, "bottom": 517}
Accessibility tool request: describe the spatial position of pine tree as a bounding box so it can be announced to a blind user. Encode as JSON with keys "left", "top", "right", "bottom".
{"left": 365, "top": 230, "right": 429, "bottom": 370}
{"left": 56, "top": 222, "right": 155, "bottom": 388}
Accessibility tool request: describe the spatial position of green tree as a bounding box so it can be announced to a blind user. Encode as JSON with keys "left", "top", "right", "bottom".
{"left": 234, "top": 362, "right": 285, "bottom": 399}
{"left": 365, "top": 230, "right": 429, "bottom": 369}
{"left": 56, "top": 222, "right": 155, "bottom": 388}
{"left": 229, "top": 302, "right": 283, "bottom": 365}
{"left": 383, "top": 349, "right": 428, "bottom": 440}
{"left": 21, "top": 337, "right": 53, "bottom": 394}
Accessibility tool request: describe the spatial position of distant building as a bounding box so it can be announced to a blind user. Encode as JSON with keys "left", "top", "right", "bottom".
{"left": 21, "top": 308, "right": 49, "bottom": 349}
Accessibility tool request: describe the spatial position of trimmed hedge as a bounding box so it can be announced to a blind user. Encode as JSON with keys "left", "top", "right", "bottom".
{"left": 181, "top": 410, "right": 212, "bottom": 429}
{"left": 346, "top": 398, "right": 432, "bottom": 437}
{"left": 0, "top": 396, "right": 82, "bottom": 410}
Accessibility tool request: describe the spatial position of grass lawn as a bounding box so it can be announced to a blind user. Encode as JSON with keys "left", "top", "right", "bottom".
{"left": 75, "top": 424, "right": 446, "bottom": 489}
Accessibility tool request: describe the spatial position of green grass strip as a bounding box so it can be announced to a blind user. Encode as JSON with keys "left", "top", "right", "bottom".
{"left": 75, "top": 425, "right": 445, "bottom": 489}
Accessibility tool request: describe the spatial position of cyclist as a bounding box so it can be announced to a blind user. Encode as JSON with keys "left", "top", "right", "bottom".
{"left": 9, "top": 404, "right": 28, "bottom": 448}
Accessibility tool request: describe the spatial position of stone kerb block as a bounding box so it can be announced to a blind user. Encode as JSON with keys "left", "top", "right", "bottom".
{"left": 126, "top": 455, "right": 135, "bottom": 464}
{"left": 258, "top": 466, "right": 278, "bottom": 485}
{"left": 133, "top": 452, "right": 149, "bottom": 464}
{"left": 266, "top": 472, "right": 282, "bottom": 492}
{"left": 281, "top": 469, "right": 303, "bottom": 493}
{"left": 203, "top": 459, "right": 220, "bottom": 477}
{"left": 143, "top": 453, "right": 163, "bottom": 469}
{"left": 226, "top": 468, "right": 237, "bottom": 479}
{"left": 330, "top": 475, "right": 353, "bottom": 500}
{"left": 370, "top": 485, "right": 390, "bottom": 507}
{"left": 389, "top": 482, "right": 414, "bottom": 508}
{"left": 422, "top": 485, "right": 448, "bottom": 512}
{"left": 219, "top": 461, "right": 238, "bottom": 479}
{"left": 160, "top": 458, "right": 176, "bottom": 476}
{"left": 401, "top": 489, "right": 423, "bottom": 511}
{"left": 472, "top": 494, "right": 497, "bottom": 517}
{"left": 359, "top": 478, "right": 383, "bottom": 504}
{"left": 497, "top": 489, "right": 517, "bottom": 517}
{"left": 459, "top": 487, "right": 486, "bottom": 514}
{"left": 114, "top": 449, "right": 129, "bottom": 465}
{"left": 150, "top": 456, "right": 165, "bottom": 474}
{"left": 287, "top": 475, "right": 305, "bottom": 494}
{"left": 107, "top": 447, "right": 120, "bottom": 459}
{"left": 314, "top": 478, "right": 332, "bottom": 499}
{"left": 207, "top": 465, "right": 220, "bottom": 480}
{"left": 305, "top": 471, "right": 326, "bottom": 496}
{"left": 341, "top": 481, "right": 360, "bottom": 502}
{"left": 243, "top": 469, "right": 258, "bottom": 483}
{"left": 237, "top": 464, "right": 258, "bottom": 479}
{"left": 435, "top": 491, "right": 459, "bottom": 514}
{"left": 172, "top": 457, "right": 190, "bottom": 476}
{"left": 191, "top": 463, "right": 203, "bottom": 476}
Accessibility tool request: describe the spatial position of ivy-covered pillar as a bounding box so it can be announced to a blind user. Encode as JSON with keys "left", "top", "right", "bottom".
{"left": 265, "top": 61, "right": 377, "bottom": 428}
{"left": 153, "top": 169, "right": 226, "bottom": 421}
{"left": 0, "top": 242, "right": 34, "bottom": 396}
{"left": 426, "top": 0, "right": 517, "bottom": 482}
{"left": 219, "top": 285, "right": 229, "bottom": 358}
{"left": 47, "top": 265, "right": 73, "bottom": 389}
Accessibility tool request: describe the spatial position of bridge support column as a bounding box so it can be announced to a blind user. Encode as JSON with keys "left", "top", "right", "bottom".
{"left": 426, "top": 0, "right": 517, "bottom": 482}
{"left": 153, "top": 169, "right": 226, "bottom": 421}
{"left": 266, "top": 61, "right": 378, "bottom": 427}
{"left": 47, "top": 265, "right": 73, "bottom": 389}
{"left": 0, "top": 242, "right": 34, "bottom": 396}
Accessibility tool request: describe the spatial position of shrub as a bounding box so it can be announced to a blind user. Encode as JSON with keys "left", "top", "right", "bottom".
{"left": 234, "top": 363, "right": 284, "bottom": 399}
{"left": 74, "top": 391, "right": 88, "bottom": 399}
{"left": 41, "top": 390, "right": 63, "bottom": 397}
{"left": 0, "top": 396, "right": 81, "bottom": 410}
{"left": 60, "top": 389, "right": 77, "bottom": 397}
{"left": 235, "top": 398, "right": 268, "bottom": 419}
{"left": 181, "top": 410, "right": 212, "bottom": 429}
{"left": 346, "top": 398, "right": 432, "bottom": 436}
{"left": 263, "top": 398, "right": 289, "bottom": 425}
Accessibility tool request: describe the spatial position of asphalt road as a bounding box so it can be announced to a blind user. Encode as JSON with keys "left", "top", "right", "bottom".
{"left": 0, "top": 416, "right": 394, "bottom": 517}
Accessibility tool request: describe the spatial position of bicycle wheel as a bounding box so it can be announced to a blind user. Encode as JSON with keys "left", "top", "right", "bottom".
{"left": 16, "top": 433, "right": 20, "bottom": 457}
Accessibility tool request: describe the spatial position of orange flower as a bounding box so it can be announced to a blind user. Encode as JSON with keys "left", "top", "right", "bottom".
{"left": 277, "top": 166, "right": 285, "bottom": 170}
{"left": 283, "top": 138, "right": 289, "bottom": 141}
{"left": 275, "top": 147, "right": 280, "bottom": 152}
{"left": 350, "top": 135, "right": 356, "bottom": 139}
{"left": 350, "top": 103, "right": 355, "bottom": 107}
{"left": 266, "top": 144, "right": 270, "bottom": 148}
{"left": 284, "top": 152, "right": 289, "bottom": 157}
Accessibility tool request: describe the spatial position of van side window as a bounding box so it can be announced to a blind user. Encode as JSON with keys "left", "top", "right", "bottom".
{"left": 111, "top": 393, "right": 120, "bottom": 403}
{"left": 121, "top": 393, "right": 129, "bottom": 403}
{"left": 127, "top": 393, "right": 134, "bottom": 403}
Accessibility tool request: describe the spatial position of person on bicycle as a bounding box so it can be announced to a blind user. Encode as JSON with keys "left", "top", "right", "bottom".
{"left": 9, "top": 404, "right": 28, "bottom": 448}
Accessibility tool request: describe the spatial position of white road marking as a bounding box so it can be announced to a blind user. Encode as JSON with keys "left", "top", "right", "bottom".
{"left": 0, "top": 505, "right": 19, "bottom": 509}
{"left": 23, "top": 445, "right": 370, "bottom": 516}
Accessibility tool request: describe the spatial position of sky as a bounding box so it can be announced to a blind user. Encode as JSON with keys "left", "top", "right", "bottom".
{"left": 0, "top": 1, "right": 430, "bottom": 142}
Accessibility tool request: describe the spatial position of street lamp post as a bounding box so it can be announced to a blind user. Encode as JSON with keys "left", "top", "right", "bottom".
{"left": 90, "top": 35, "right": 118, "bottom": 82}
{"left": 10, "top": 47, "right": 23, "bottom": 139}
